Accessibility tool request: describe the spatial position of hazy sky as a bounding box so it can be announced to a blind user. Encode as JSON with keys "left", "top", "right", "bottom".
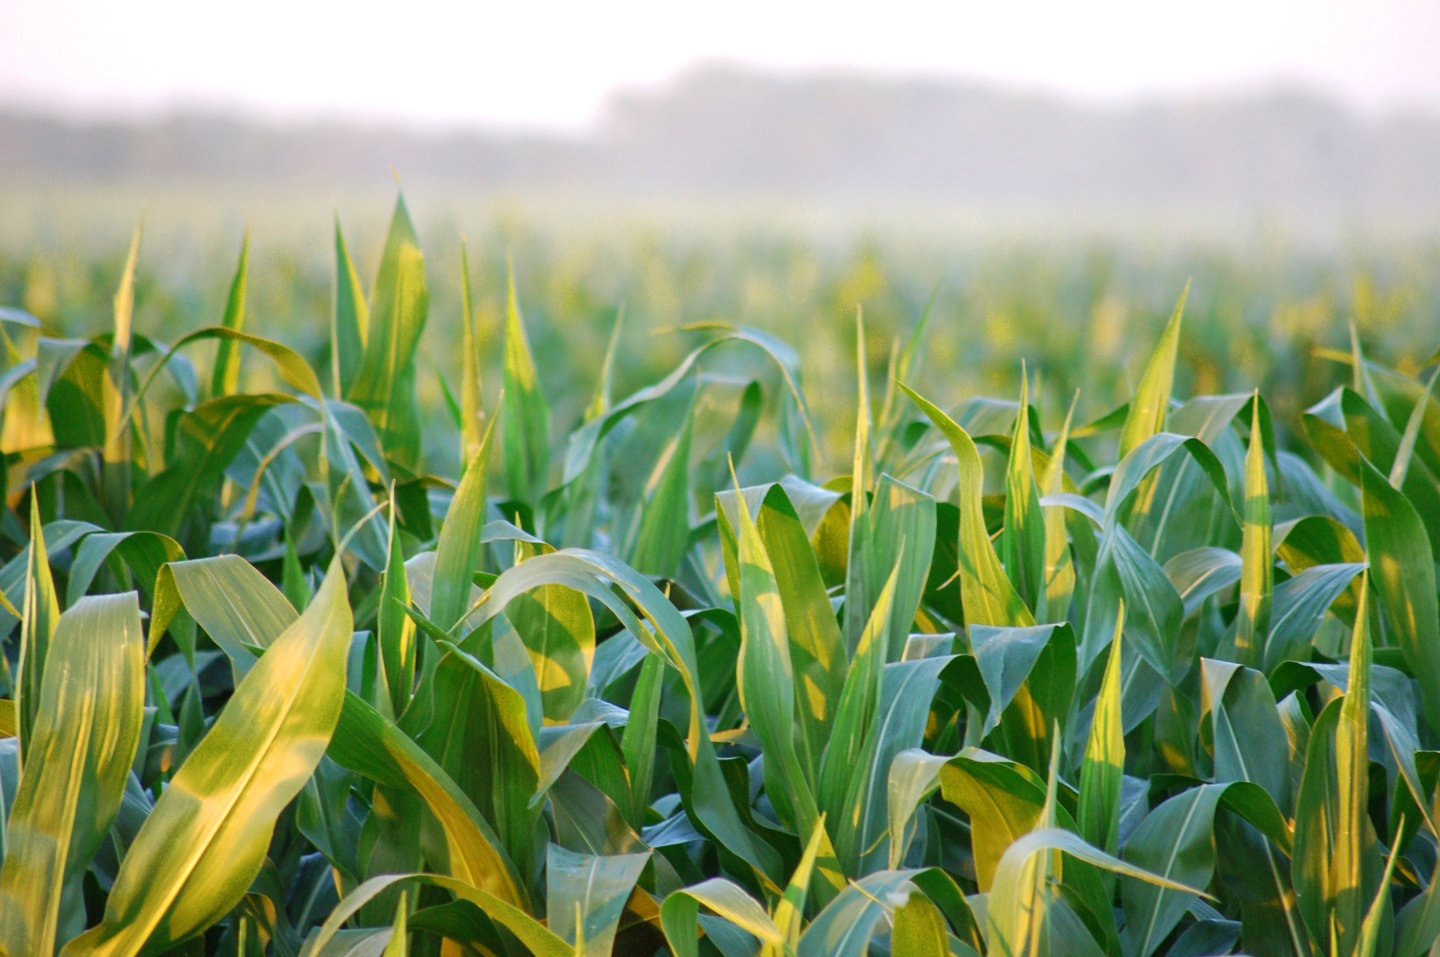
{"left": 2, "top": 0, "right": 1438, "bottom": 130}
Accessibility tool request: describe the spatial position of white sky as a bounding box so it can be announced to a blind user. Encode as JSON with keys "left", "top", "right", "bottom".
{"left": 2, "top": 0, "right": 1438, "bottom": 131}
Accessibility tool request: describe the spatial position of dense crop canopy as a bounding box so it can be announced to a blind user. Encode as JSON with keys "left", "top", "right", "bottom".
{"left": 0, "top": 194, "right": 1437, "bottom": 956}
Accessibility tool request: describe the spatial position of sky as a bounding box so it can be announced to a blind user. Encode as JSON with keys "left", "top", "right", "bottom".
{"left": 2, "top": 0, "right": 1438, "bottom": 131}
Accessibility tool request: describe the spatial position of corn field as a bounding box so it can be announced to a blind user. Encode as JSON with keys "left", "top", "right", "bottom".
{"left": 1, "top": 193, "right": 1439, "bottom": 957}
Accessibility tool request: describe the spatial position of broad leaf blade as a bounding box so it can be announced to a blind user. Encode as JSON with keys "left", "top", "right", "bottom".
{"left": 0, "top": 593, "right": 145, "bottom": 956}
{"left": 64, "top": 557, "right": 353, "bottom": 956}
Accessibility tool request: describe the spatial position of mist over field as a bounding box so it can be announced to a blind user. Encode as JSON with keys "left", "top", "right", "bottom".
{"left": 6, "top": 63, "right": 1440, "bottom": 218}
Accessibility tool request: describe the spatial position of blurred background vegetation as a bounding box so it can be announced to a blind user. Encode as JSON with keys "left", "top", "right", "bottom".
{"left": 3, "top": 66, "right": 1439, "bottom": 475}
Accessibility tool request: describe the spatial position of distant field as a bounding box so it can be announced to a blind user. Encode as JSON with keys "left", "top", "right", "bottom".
{"left": 3, "top": 180, "right": 1437, "bottom": 471}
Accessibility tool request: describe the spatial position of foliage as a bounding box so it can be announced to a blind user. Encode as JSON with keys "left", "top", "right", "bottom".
{"left": 0, "top": 193, "right": 1437, "bottom": 956}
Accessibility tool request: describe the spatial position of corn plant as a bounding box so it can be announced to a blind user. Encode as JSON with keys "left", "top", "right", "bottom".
{"left": 0, "top": 192, "right": 1436, "bottom": 957}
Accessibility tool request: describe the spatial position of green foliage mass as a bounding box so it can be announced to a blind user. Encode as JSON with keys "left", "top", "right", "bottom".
{"left": 0, "top": 194, "right": 1438, "bottom": 956}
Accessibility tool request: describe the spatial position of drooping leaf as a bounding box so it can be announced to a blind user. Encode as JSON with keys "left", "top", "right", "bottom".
{"left": 545, "top": 846, "right": 649, "bottom": 957}
{"left": 989, "top": 828, "right": 1202, "bottom": 957}
{"left": 1359, "top": 457, "right": 1440, "bottom": 736}
{"left": 901, "top": 383, "right": 1033, "bottom": 628}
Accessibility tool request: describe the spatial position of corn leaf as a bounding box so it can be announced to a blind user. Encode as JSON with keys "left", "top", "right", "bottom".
{"left": 346, "top": 195, "right": 428, "bottom": 471}
{"left": 15, "top": 493, "right": 59, "bottom": 765}
{"left": 210, "top": 232, "right": 249, "bottom": 398}
{"left": 500, "top": 264, "right": 551, "bottom": 503}
{"left": 1118, "top": 282, "right": 1188, "bottom": 458}
{"left": 431, "top": 422, "right": 496, "bottom": 634}
{"left": 63, "top": 557, "right": 352, "bottom": 956}
{"left": 331, "top": 217, "right": 369, "bottom": 397}
{"left": 901, "top": 383, "right": 1033, "bottom": 628}
{"left": 0, "top": 592, "right": 144, "bottom": 956}
{"left": 545, "top": 846, "right": 649, "bottom": 957}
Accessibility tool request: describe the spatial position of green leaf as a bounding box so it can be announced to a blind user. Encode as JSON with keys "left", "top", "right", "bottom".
{"left": 130, "top": 326, "right": 325, "bottom": 411}
{"left": 1305, "top": 387, "right": 1440, "bottom": 563}
{"left": 586, "top": 308, "right": 624, "bottom": 422}
{"left": 620, "top": 654, "right": 663, "bottom": 827}
{"left": 1118, "top": 282, "right": 1188, "bottom": 458}
{"left": 102, "top": 227, "right": 141, "bottom": 520}
{"left": 63, "top": 557, "right": 353, "bottom": 956}
{"left": 378, "top": 504, "right": 416, "bottom": 718}
{"left": 65, "top": 529, "right": 185, "bottom": 606}
{"left": 1359, "top": 457, "right": 1440, "bottom": 736}
{"left": 1234, "top": 396, "right": 1272, "bottom": 667}
{"left": 431, "top": 422, "right": 496, "bottom": 634}
{"left": 1387, "top": 364, "right": 1440, "bottom": 488}
{"left": 717, "top": 482, "right": 845, "bottom": 787}
{"left": 0, "top": 592, "right": 145, "bottom": 956}
{"left": 992, "top": 827, "right": 1202, "bottom": 957}
{"left": 848, "top": 655, "right": 954, "bottom": 876}
{"left": 626, "top": 403, "right": 694, "bottom": 578}
{"left": 774, "top": 816, "right": 830, "bottom": 949}
{"left": 728, "top": 474, "right": 821, "bottom": 843}
{"left": 382, "top": 890, "right": 408, "bottom": 957}
{"left": 412, "top": 641, "right": 544, "bottom": 893}
{"left": 331, "top": 216, "right": 369, "bottom": 398}
{"left": 1077, "top": 606, "right": 1125, "bottom": 855}
{"left": 329, "top": 691, "right": 529, "bottom": 908}
{"left": 1119, "top": 783, "right": 1288, "bottom": 957}
{"left": 968, "top": 622, "right": 1076, "bottom": 770}
{"left": 346, "top": 194, "right": 429, "bottom": 471}
{"left": 846, "top": 473, "right": 936, "bottom": 663}
{"left": 16, "top": 493, "right": 59, "bottom": 765}
{"left": 887, "top": 749, "right": 948, "bottom": 870}
{"left": 458, "top": 239, "right": 485, "bottom": 458}
{"left": 1292, "top": 574, "right": 1384, "bottom": 955}
{"left": 1199, "top": 659, "right": 1291, "bottom": 808}
{"left": 210, "top": 231, "right": 249, "bottom": 398}
{"left": 901, "top": 383, "right": 1033, "bottom": 628}
{"left": 561, "top": 326, "right": 817, "bottom": 487}
{"left": 466, "top": 549, "right": 782, "bottom": 882}
{"left": 1002, "top": 369, "right": 1045, "bottom": 611}
{"left": 500, "top": 264, "right": 551, "bottom": 503}
{"left": 1263, "top": 563, "right": 1367, "bottom": 673}
{"left": 1357, "top": 832, "right": 1403, "bottom": 957}
{"left": 817, "top": 564, "right": 897, "bottom": 873}
{"left": 126, "top": 393, "right": 292, "bottom": 541}
{"left": 661, "top": 879, "right": 782, "bottom": 957}
{"left": 890, "top": 889, "right": 951, "bottom": 957}
{"left": 1039, "top": 391, "right": 1079, "bottom": 623}
{"left": 545, "top": 846, "right": 649, "bottom": 957}
{"left": 1083, "top": 519, "right": 1186, "bottom": 684}
{"left": 797, "top": 870, "right": 937, "bottom": 957}
{"left": 940, "top": 750, "right": 1047, "bottom": 891}
{"left": 151, "top": 554, "right": 300, "bottom": 679}
{"left": 301, "top": 874, "right": 568, "bottom": 957}
{"left": 506, "top": 579, "right": 595, "bottom": 724}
